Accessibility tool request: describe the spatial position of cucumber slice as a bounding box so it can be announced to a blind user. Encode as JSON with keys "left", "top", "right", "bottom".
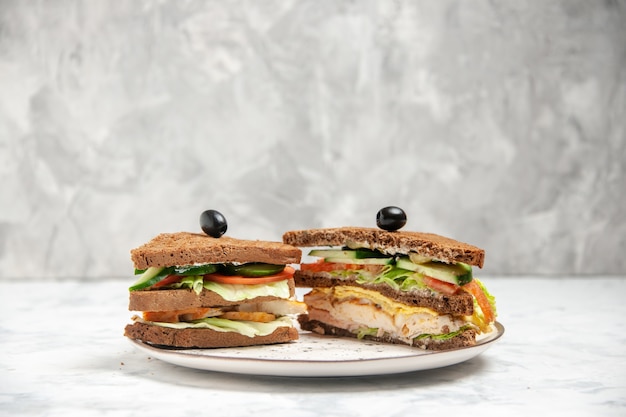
{"left": 129, "top": 264, "right": 219, "bottom": 291}
{"left": 220, "top": 263, "right": 285, "bottom": 277}
{"left": 324, "top": 257, "right": 394, "bottom": 265}
{"left": 129, "top": 266, "right": 173, "bottom": 291}
{"left": 173, "top": 264, "right": 218, "bottom": 276}
{"left": 395, "top": 258, "right": 420, "bottom": 271}
{"left": 308, "top": 248, "right": 388, "bottom": 259}
{"left": 309, "top": 248, "right": 393, "bottom": 266}
{"left": 396, "top": 257, "right": 473, "bottom": 286}
{"left": 408, "top": 253, "right": 432, "bottom": 264}
{"left": 308, "top": 249, "right": 354, "bottom": 259}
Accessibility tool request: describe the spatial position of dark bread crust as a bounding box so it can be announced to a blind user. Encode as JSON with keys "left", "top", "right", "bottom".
{"left": 298, "top": 317, "right": 476, "bottom": 351}
{"left": 131, "top": 232, "right": 302, "bottom": 270}
{"left": 294, "top": 270, "right": 473, "bottom": 316}
{"left": 283, "top": 227, "right": 484, "bottom": 268}
{"left": 124, "top": 321, "right": 299, "bottom": 348}
{"left": 129, "top": 279, "right": 296, "bottom": 311}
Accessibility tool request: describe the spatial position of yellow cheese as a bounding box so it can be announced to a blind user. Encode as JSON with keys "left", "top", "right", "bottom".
{"left": 315, "top": 286, "right": 438, "bottom": 317}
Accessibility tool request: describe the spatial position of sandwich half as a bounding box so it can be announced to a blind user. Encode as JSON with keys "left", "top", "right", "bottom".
{"left": 283, "top": 227, "right": 497, "bottom": 351}
{"left": 124, "top": 232, "right": 305, "bottom": 348}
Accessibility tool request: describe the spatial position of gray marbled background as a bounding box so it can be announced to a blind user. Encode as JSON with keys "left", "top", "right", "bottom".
{"left": 1, "top": 1, "right": 624, "bottom": 279}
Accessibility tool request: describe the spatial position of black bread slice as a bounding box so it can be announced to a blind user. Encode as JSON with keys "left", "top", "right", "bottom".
{"left": 283, "top": 227, "right": 484, "bottom": 268}
{"left": 124, "top": 321, "right": 299, "bottom": 348}
{"left": 131, "top": 232, "right": 302, "bottom": 270}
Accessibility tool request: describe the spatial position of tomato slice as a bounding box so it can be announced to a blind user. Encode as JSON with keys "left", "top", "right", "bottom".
{"left": 152, "top": 274, "right": 183, "bottom": 288}
{"left": 422, "top": 275, "right": 460, "bottom": 295}
{"left": 462, "top": 280, "right": 495, "bottom": 324}
{"left": 300, "top": 260, "right": 364, "bottom": 273}
{"left": 300, "top": 260, "right": 338, "bottom": 272}
{"left": 143, "top": 307, "right": 215, "bottom": 323}
{"left": 204, "top": 266, "right": 295, "bottom": 285}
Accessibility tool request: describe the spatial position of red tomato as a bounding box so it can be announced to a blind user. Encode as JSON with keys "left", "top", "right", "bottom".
{"left": 204, "top": 266, "right": 295, "bottom": 285}
{"left": 300, "top": 260, "right": 364, "bottom": 273}
{"left": 301, "top": 260, "right": 339, "bottom": 272}
{"left": 462, "top": 280, "right": 495, "bottom": 324}
{"left": 422, "top": 275, "right": 460, "bottom": 295}
{"left": 152, "top": 275, "right": 183, "bottom": 288}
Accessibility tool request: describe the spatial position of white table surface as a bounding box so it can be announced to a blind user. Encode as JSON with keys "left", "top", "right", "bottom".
{"left": 1, "top": 277, "right": 625, "bottom": 417}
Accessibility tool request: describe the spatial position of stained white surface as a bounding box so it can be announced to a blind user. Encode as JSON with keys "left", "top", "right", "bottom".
{"left": 0, "top": 1, "right": 625, "bottom": 278}
{"left": 0, "top": 278, "right": 625, "bottom": 416}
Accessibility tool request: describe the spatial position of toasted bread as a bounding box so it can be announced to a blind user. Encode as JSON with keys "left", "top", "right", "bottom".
{"left": 131, "top": 232, "right": 302, "bottom": 270}
{"left": 125, "top": 321, "right": 299, "bottom": 348}
{"left": 128, "top": 279, "right": 296, "bottom": 312}
{"left": 283, "top": 227, "right": 484, "bottom": 268}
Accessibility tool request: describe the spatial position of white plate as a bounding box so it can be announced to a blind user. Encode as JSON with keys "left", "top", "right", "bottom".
{"left": 128, "top": 322, "right": 504, "bottom": 377}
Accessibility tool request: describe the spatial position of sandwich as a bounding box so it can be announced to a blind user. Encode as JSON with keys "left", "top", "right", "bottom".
{"left": 282, "top": 227, "right": 497, "bottom": 351}
{"left": 124, "top": 232, "right": 306, "bottom": 348}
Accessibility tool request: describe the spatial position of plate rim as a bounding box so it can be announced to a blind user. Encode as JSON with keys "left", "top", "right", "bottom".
{"left": 128, "top": 322, "right": 504, "bottom": 376}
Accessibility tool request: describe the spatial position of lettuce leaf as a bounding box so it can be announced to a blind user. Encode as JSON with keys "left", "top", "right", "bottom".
{"left": 169, "top": 276, "right": 205, "bottom": 294}
{"left": 354, "top": 266, "right": 427, "bottom": 292}
{"left": 356, "top": 327, "right": 379, "bottom": 340}
{"left": 202, "top": 280, "right": 290, "bottom": 301}
{"left": 414, "top": 325, "right": 474, "bottom": 341}
{"left": 144, "top": 316, "right": 293, "bottom": 338}
{"left": 169, "top": 276, "right": 291, "bottom": 301}
{"left": 352, "top": 325, "right": 474, "bottom": 343}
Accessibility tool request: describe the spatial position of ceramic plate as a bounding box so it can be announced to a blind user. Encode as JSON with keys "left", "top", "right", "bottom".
{"left": 128, "top": 322, "right": 504, "bottom": 377}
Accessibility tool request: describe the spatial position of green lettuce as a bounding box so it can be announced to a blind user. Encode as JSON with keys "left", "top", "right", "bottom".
{"left": 169, "top": 276, "right": 291, "bottom": 301}
{"left": 145, "top": 316, "right": 293, "bottom": 338}
{"left": 356, "top": 327, "right": 379, "bottom": 340}
{"left": 414, "top": 325, "right": 474, "bottom": 341}
{"left": 170, "top": 276, "right": 205, "bottom": 294}
{"left": 353, "top": 266, "right": 427, "bottom": 292}
{"left": 352, "top": 325, "right": 474, "bottom": 343}
{"left": 202, "top": 280, "right": 290, "bottom": 301}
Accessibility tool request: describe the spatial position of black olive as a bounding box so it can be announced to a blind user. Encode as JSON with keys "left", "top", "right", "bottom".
{"left": 200, "top": 209, "right": 227, "bottom": 238}
{"left": 376, "top": 206, "right": 407, "bottom": 231}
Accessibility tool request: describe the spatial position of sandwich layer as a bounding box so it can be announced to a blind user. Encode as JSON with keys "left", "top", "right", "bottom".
{"left": 131, "top": 232, "right": 302, "bottom": 270}
{"left": 127, "top": 232, "right": 303, "bottom": 349}
{"left": 283, "top": 227, "right": 484, "bottom": 268}
{"left": 298, "top": 317, "right": 477, "bottom": 351}
{"left": 293, "top": 270, "right": 473, "bottom": 316}
{"left": 125, "top": 321, "right": 299, "bottom": 348}
{"left": 300, "top": 285, "right": 473, "bottom": 348}
{"left": 129, "top": 279, "right": 296, "bottom": 311}
{"left": 298, "top": 285, "right": 477, "bottom": 349}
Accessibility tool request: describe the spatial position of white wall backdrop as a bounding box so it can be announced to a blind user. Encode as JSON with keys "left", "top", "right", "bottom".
{"left": 1, "top": 0, "right": 624, "bottom": 279}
